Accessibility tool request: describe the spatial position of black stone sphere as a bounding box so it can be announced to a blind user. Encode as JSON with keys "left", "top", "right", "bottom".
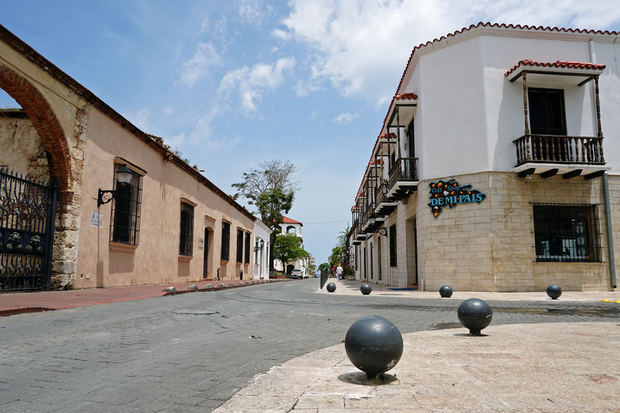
{"left": 360, "top": 283, "right": 372, "bottom": 295}
{"left": 457, "top": 298, "right": 493, "bottom": 336}
{"left": 344, "top": 315, "right": 403, "bottom": 379}
{"left": 326, "top": 282, "right": 336, "bottom": 293}
{"left": 439, "top": 285, "right": 453, "bottom": 298}
{"left": 546, "top": 284, "right": 562, "bottom": 300}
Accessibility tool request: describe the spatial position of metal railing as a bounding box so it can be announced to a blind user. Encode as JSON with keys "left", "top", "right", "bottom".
{"left": 513, "top": 135, "right": 605, "bottom": 166}
{"left": 388, "top": 157, "right": 418, "bottom": 190}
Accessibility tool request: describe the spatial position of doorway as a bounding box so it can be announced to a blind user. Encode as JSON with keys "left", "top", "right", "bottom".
{"left": 202, "top": 228, "right": 210, "bottom": 278}
{"left": 377, "top": 237, "right": 382, "bottom": 281}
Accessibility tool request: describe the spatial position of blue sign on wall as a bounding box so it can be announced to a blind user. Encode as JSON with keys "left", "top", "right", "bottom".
{"left": 428, "top": 179, "right": 486, "bottom": 218}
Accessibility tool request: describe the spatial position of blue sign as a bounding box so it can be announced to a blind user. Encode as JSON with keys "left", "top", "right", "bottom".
{"left": 428, "top": 179, "right": 486, "bottom": 218}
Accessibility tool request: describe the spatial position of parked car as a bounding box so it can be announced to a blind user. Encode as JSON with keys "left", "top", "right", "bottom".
{"left": 290, "top": 269, "right": 302, "bottom": 279}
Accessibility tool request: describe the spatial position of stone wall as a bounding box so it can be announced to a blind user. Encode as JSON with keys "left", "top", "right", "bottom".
{"left": 0, "top": 110, "right": 49, "bottom": 181}
{"left": 417, "top": 171, "right": 614, "bottom": 292}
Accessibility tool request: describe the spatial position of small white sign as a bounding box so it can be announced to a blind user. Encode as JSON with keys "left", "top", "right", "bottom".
{"left": 90, "top": 211, "right": 102, "bottom": 227}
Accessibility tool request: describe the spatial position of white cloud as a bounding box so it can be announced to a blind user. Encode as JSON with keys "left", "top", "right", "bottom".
{"left": 332, "top": 112, "right": 359, "bottom": 124}
{"left": 177, "top": 42, "right": 221, "bottom": 87}
{"left": 167, "top": 105, "right": 240, "bottom": 156}
{"left": 271, "top": 28, "right": 291, "bottom": 40}
{"left": 238, "top": 0, "right": 272, "bottom": 26}
{"left": 218, "top": 57, "right": 296, "bottom": 113}
{"left": 279, "top": 0, "right": 620, "bottom": 103}
{"left": 125, "top": 107, "right": 152, "bottom": 132}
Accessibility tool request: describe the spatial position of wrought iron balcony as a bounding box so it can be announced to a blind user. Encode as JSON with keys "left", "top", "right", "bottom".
{"left": 375, "top": 182, "right": 397, "bottom": 217}
{"left": 387, "top": 157, "right": 418, "bottom": 200}
{"left": 514, "top": 135, "right": 605, "bottom": 166}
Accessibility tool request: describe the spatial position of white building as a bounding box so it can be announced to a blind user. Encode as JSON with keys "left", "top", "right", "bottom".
{"left": 253, "top": 219, "right": 271, "bottom": 280}
{"left": 273, "top": 216, "right": 309, "bottom": 276}
{"left": 350, "top": 23, "right": 619, "bottom": 292}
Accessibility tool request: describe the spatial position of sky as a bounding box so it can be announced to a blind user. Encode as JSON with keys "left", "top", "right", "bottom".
{"left": 1, "top": 0, "right": 619, "bottom": 264}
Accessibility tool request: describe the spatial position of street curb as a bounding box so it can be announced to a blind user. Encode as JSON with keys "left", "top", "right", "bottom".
{"left": 0, "top": 278, "right": 293, "bottom": 317}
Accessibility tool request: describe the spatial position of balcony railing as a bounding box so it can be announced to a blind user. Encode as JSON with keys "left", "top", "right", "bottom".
{"left": 388, "top": 157, "right": 418, "bottom": 190}
{"left": 514, "top": 135, "right": 605, "bottom": 166}
{"left": 376, "top": 182, "right": 389, "bottom": 205}
{"left": 362, "top": 200, "right": 375, "bottom": 227}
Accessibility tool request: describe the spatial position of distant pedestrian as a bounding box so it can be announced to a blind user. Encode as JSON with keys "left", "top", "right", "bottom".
{"left": 336, "top": 264, "right": 343, "bottom": 280}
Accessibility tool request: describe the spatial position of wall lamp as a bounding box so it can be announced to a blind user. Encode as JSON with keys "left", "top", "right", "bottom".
{"left": 97, "top": 165, "right": 133, "bottom": 207}
{"left": 254, "top": 239, "right": 265, "bottom": 252}
{"left": 376, "top": 227, "right": 388, "bottom": 237}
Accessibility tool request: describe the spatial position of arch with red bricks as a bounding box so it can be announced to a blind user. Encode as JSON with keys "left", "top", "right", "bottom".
{"left": 0, "top": 64, "right": 72, "bottom": 204}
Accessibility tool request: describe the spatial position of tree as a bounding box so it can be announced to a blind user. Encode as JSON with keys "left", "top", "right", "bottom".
{"left": 337, "top": 225, "right": 351, "bottom": 267}
{"left": 273, "top": 233, "right": 309, "bottom": 273}
{"left": 232, "top": 160, "right": 299, "bottom": 270}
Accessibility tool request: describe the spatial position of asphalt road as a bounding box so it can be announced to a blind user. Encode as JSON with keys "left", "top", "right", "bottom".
{"left": 0, "top": 279, "right": 617, "bottom": 412}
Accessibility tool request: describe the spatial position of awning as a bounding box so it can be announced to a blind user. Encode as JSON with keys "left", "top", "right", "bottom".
{"left": 506, "top": 60, "right": 606, "bottom": 86}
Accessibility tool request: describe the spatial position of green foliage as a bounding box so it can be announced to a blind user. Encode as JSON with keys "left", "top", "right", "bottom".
{"left": 273, "top": 233, "right": 310, "bottom": 268}
{"left": 232, "top": 160, "right": 298, "bottom": 231}
{"left": 318, "top": 263, "right": 331, "bottom": 273}
{"left": 329, "top": 246, "right": 343, "bottom": 268}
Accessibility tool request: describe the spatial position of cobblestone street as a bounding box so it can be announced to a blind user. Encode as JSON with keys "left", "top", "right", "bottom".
{"left": 1, "top": 279, "right": 618, "bottom": 412}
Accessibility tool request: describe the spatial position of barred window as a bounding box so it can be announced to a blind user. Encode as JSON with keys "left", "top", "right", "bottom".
{"left": 533, "top": 204, "right": 600, "bottom": 262}
{"left": 389, "top": 224, "right": 397, "bottom": 267}
{"left": 111, "top": 164, "right": 142, "bottom": 245}
{"left": 244, "top": 232, "right": 251, "bottom": 263}
{"left": 179, "top": 202, "right": 194, "bottom": 256}
{"left": 221, "top": 222, "right": 230, "bottom": 261}
{"left": 236, "top": 228, "right": 244, "bottom": 263}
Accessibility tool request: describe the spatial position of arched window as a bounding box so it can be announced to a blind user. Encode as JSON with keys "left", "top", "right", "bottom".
{"left": 286, "top": 225, "right": 296, "bottom": 234}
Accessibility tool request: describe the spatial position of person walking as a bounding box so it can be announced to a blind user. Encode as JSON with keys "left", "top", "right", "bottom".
{"left": 336, "top": 264, "right": 343, "bottom": 280}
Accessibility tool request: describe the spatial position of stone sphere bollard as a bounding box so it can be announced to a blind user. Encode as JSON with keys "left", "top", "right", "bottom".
{"left": 457, "top": 298, "right": 493, "bottom": 336}
{"left": 360, "top": 283, "right": 372, "bottom": 295}
{"left": 163, "top": 286, "right": 177, "bottom": 295}
{"left": 546, "top": 284, "right": 562, "bottom": 300}
{"left": 344, "top": 315, "right": 403, "bottom": 379}
{"left": 187, "top": 284, "right": 199, "bottom": 292}
{"left": 439, "top": 285, "right": 453, "bottom": 298}
{"left": 326, "top": 282, "right": 336, "bottom": 293}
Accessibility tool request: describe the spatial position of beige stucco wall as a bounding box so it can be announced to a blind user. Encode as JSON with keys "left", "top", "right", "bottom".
{"left": 76, "top": 107, "right": 254, "bottom": 288}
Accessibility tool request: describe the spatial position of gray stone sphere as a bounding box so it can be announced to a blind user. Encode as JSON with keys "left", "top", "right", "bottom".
{"left": 546, "top": 284, "right": 562, "bottom": 300}
{"left": 457, "top": 298, "right": 493, "bottom": 336}
{"left": 326, "top": 282, "right": 336, "bottom": 293}
{"left": 360, "top": 283, "right": 372, "bottom": 295}
{"left": 344, "top": 315, "right": 403, "bottom": 379}
{"left": 439, "top": 285, "right": 453, "bottom": 298}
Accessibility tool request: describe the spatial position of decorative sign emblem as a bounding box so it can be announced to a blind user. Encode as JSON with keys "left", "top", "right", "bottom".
{"left": 428, "top": 179, "right": 486, "bottom": 218}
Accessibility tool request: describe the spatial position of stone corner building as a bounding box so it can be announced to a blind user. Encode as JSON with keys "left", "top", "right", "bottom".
{"left": 0, "top": 24, "right": 256, "bottom": 291}
{"left": 349, "top": 23, "right": 619, "bottom": 292}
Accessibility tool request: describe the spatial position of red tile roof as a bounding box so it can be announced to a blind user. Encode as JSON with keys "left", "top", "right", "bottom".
{"left": 504, "top": 59, "right": 606, "bottom": 76}
{"left": 282, "top": 216, "right": 302, "bottom": 225}
{"left": 394, "top": 92, "right": 418, "bottom": 100}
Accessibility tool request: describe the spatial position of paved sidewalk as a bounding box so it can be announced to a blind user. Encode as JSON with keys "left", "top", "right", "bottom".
{"left": 317, "top": 278, "right": 619, "bottom": 303}
{"left": 0, "top": 278, "right": 288, "bottom": 316}
{"left": 214, "top": 321, "right": 620, "bottom": 412}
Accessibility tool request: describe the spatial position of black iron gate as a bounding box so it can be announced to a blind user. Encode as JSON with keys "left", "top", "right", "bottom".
{"left": 0, "top": 168, "right": 57, "bottom": 291}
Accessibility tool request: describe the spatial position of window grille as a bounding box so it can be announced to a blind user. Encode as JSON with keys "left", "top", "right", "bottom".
{"left": 179, "top": 202, "right": 194, "bottom": 256}
{"left": 244, "top": 232, "right": 251, "bottom": 263}
{"left": 236, "top": 228, "right": 244, "bottom": 263}
{"left": 221, "top": 222, "right": 230, "bottom": 261}
{"left": 110, "top": 165, "right": 142, "bottom": 245}
{"left": 389, "top": 224, "right": 397, "bottom": 267}
{"left": 533, "top": 204, "right": 600, "bottom": 262}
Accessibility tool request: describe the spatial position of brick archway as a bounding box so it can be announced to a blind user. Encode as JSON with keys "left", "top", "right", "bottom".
{"left": 0, "top": 64, "right": 72, "bottom": 203}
